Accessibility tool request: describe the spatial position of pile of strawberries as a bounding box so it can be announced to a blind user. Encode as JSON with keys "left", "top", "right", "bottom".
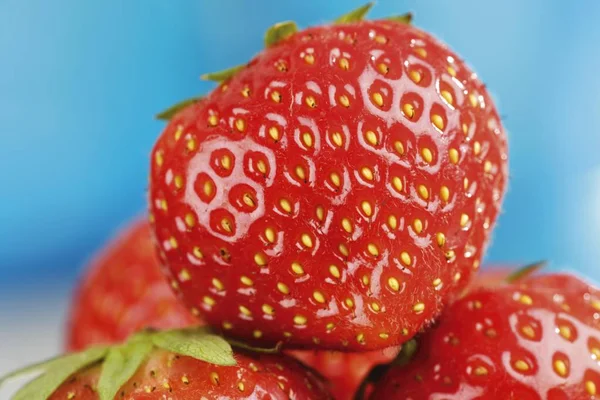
{"left": 3, "top": 4, "right": 600, "bottom": 400}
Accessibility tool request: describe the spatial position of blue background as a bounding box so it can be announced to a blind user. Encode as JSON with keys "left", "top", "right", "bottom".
{"left": 2, "top": 0, "right": 600, "bottom": 296}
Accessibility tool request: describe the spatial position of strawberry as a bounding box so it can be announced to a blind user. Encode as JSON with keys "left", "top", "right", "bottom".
{"left": 2, "top": 328, "right": 332, "bottom": 400}
{"left": 66, "top": 218, "right": 199, "bottom": 352}
{"left": 367, "top": 273, "right": 600, "bottom": 399}
{"left": 148, "top": 3, "right": 508, "bottom": 351}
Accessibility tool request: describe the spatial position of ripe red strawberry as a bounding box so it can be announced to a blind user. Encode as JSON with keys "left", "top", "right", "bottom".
{"left": 49, "top": 350, "right": 330, "bottom": 400}
{"left": 2, "top": 328, "right": 331, "bottom": 400}
{"left": 148, "top": 4, "right": 508, "bottom": 351}
{"left": 368, "top": 273, "right": 600, "bottom": 399}
{"left": 66, "top": 218, "right": 199, "bottom": 351}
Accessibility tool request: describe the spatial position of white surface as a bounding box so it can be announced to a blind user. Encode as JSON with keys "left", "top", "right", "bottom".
{"left": 0, "top": 289, "right": 66, "bottom": 398}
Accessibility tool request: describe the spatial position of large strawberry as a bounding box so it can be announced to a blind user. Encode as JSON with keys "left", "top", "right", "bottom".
{"left": 1, "top": 328, "right": 331, "bottom": 400}
{"left": 367, "top": 272, "right": 600, "bottom": 399}
{"left": 149, "top": 4, "right": 508, "bottom": 350}
{"left": 66, "top": 218, "right": 198, "bottom": 351}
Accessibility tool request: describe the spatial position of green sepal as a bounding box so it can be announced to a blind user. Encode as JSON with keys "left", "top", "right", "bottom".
{"left": 506, "top": 260, "right": 547, "bottom": 284}
{"left": 156, "top": 97, "right": 203, "bottom": 121}
{"left": 334, "top": 3, "right": 374, "bottom": 24}
{"left": 151, "top": 327, "right": 236, "bottom": 366}
{"left": 97, "top": 340, "right": 153, "bottom": 400}
{"left": 265, "top": 21, "right": 298, "bottom": 47}
{"left": 387, "top": 12, "right": 413, "bottom": 24}
{"left": 0, "top": 327, "right": 238, "bottom": 399}
{"left": 9, "top": 346, "right": 109, "bottom": 400}
{"left": 0, "top": 354, "right": 67, "bottom": 388}
{"left": 201, "top": 64, "right": 245, "bottom": 82}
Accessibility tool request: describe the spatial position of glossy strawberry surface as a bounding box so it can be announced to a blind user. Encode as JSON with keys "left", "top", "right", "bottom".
{"left": 66, "top": 218, "right": 198, "bottom": 351}
{"left": 50, "top": 349, "right": 331, "bottom": 400}
{"left": 369, "top": 274, "right": 600, "bottom": 399}
{"left": 149, "top": 18, "right": 508, "bottom": 350}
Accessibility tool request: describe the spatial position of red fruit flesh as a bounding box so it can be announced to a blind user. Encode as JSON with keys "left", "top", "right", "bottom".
{"left": 369, "top": 274, "right": 600, "bottom": 399}
{"left": 149, "top": 19, "right": 508, "bottom": 351}
{"left": 49, "top": 349, "right": 331, "bottom": 400}
{"left": 66, "top": 218, "right": 198, "bottom": 352}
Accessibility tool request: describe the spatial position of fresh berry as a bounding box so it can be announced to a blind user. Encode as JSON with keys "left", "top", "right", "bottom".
{"left": 2, "top": 328, "right": 331, "bottom": 400}
{"left": 368, "top": 273, "right": 600, "bottom": 399}
{"left": 48, "top": 350, "right": 330, "bottom": 400}
{"left": 148, "top": 4, "right": 508, "bottom": 351}
{"left": 66, "top": 218, "right": 199, "bottom": 351}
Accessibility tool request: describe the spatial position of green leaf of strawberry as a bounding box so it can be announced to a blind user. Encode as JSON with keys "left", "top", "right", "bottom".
{"left": 97, "top": 340, "right": 153, "bottom": 400}
{"left": 264, "top": 21, "right": 298, "bottom": 47}
{"left": 334, "top": 2, "right": 374, "bottom": 24}
{"left": 200, "top": 64, "right": 246, "bottom": 82}
{"left": 156, "top": 97, "right": 203, "bottom": 120}
{"left": 7, "top": 346, "right": 109, "bottom": 400}
{"left": 150, "top": 327, "right": 236, "bottom": 366}
{"left": 505, "top": 260, "right": 546, "bottom": 283}
{"left": 387, "top": 12, "right": 413, "bottom": 24}
{"left": 0, "top": 327, "right": 237, "bottom": 400}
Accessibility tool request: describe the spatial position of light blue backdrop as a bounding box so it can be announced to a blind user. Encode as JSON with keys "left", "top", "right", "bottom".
{"left": 2, "top": 0, "right": 600, "bottom": 292}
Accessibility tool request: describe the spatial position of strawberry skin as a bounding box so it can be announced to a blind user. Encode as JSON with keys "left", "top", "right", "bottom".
{"left": 49, "top": 349, "right": 331, "bottom": 400}
{"left": 149, "top": 17, "right": 508, "bottom": 350}
{"left": 369, "top": 273, "right": 600, "bottom": 399}
{"left": 66, "top": 218, "right": 199, "bottom": 351}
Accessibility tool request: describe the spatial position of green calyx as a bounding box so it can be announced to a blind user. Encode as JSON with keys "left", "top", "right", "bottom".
{"left": 334, "top": 2, "right": 374, "bottom": 24}
{"left": 387, "top": 12, "right": 413, "bottom": 25}
{"left": 505, "top": 260, "right": 547, "bottom": 284}
{"left": 156, "top": 96, "right": 204, "bottom": 120}
{"left": 0, "top": 327, "right": 237, "bottom": 400}
{"left": 200, "top": 64, "right": 246, "bottom": 82}
{"left": 265, "top": 20, "right": 298, "bottom": 47}
{"left": 334, "top": 3, "right": 412, "bottom": 25}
